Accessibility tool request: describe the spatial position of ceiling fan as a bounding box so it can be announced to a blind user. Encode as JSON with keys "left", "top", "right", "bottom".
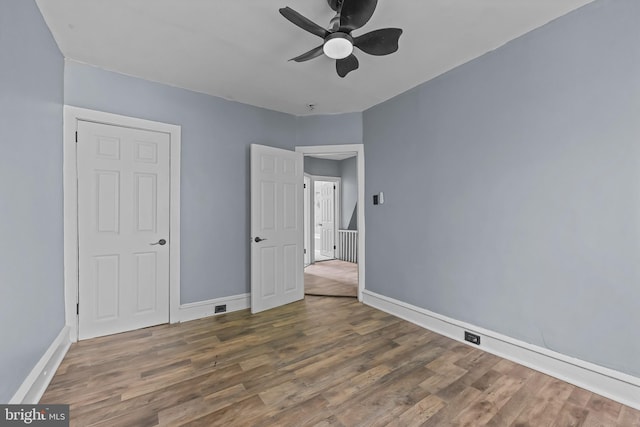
{"left": 279, "top": 0, "right": 403, "bottom": 77}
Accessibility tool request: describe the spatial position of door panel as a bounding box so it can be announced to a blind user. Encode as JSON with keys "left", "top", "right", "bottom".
{"left": 283, "top": 244, "right": 298, "bottom": 292}
{"left": 78, "top": 121, "right": 170, "bottom": 339}
{"left": 134, "top": 251, "right": 158, "bottom": 313}
{"left": 283, "top": 183, "right": 297, "bottom": 229}
{"left": 96, "top": 171, "right": 120, "bottom": 232}
{"left": 135, "top": 173, "right": 157, "bottom": 232}
{"left": 251, "top": 144, "right": 304, "bottom": 314}
{"left": 95, "top": 255, "right": 119, "bottom": 320}
{"left": 261, "top": 181, "right": 276, "bottom": 230}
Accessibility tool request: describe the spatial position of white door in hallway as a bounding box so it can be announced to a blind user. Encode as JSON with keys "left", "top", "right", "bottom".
{"left": 316, "top": 181, "right": 336, "bottom": 259}
{"left": 250, "top": 144, "right": 304, "bottom": 314}
{"left": 77, "top": 121, "right": 170, "bottom": 340}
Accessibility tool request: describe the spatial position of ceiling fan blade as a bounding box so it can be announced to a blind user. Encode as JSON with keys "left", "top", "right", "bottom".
{"left": 290, "top": 45, "right": 324, "bottom": 62}
{"left": 339, "top": 0, "right": 378, "bottom": 31}
{"left": 279, "top": 7, "right": 329, "bottom": 39}
{"left": 354, "top": 28, "right": 402, "bottom": 56}
{"left": 327, "top": 0, "right": 341, "bottom": 12}
{"left": 336, "top": 54, "right": 359, "bottom": 77}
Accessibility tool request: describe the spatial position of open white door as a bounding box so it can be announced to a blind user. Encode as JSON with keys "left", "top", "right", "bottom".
{"left": 251, "top": 144, "right": 304, "bottom": 314}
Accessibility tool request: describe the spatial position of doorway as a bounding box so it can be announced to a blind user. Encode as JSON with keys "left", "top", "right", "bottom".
{"left": 249, "top": 143, "right": 365, "bottom": 314}
{"left": 312, "top": 177, "right": 340, "bottom": 262}
{"left": 298, "top": 146, "right": 364, "bottom": 299}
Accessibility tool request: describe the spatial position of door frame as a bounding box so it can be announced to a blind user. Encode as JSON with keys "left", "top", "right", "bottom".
{"left": 295, "top": 144, "right": 365, "bottom": 301}
{"left": 303, "top": 174, "right": 311, "bottom": 266}
{"left": 308, "top": 175, "right": 341, "bottom": 263}
{"left": 63, "top": 106, "right": 181, "bottom": 341}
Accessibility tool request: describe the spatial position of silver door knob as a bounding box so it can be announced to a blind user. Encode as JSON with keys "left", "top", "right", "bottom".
{"left": 254, "top": 237, "right": 267, "bottom": 243}
{"left": 150, "top": 239, "right": 167, "bottom": 246}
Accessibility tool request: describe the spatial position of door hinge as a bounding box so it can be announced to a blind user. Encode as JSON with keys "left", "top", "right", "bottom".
{"left": 304, "top": 248, "right": 307, "bottom": 254}
{"left": 333, "top": 185, "right": 336, "bottom": 190}
{"left": 334, "top": 245, "right": 336, "bottom": 250}
{"left": 76, "top": 303, "right": 79, "bottom": 315}
{"left": 303, "top": 183, "right": 306, "bottom": 189}
{"left": 75, "top": 131, "right": 78, "bottom": 143}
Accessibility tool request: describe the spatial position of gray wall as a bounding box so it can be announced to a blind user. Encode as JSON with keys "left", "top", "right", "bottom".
{"left": 65, "top": 61, "right": 296, "bottom": 303}
{"left": 304, "top": 157, "right": 340, "bottom": 177}
{"left": 339, "top": 157, "right": 357, "bottom": 230}
{"left": 0, "top": 0, "right": 65, "bottom": 403}
{"left": 296, "top": 113, "right": 362, "bottom": 146}
{"left": 363, "top": 0, "right": 640, "bottom": 377}
{"left": 65, "top": 61, "right": 362, "bottom": 303}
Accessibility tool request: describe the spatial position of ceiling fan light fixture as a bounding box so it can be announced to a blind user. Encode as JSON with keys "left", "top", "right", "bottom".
{"left": 323, "top": 32, "right": 353, "bottom": 59}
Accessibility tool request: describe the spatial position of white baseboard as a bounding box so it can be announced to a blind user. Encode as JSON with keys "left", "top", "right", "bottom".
{"left": 177, "top": 293, "right": 250, "bottom": 323}
{"left": 362, "top": 290, "right": 640, "bottom": 411}
{"left": 10, "top": 326, "right": 72, "bottom": 404}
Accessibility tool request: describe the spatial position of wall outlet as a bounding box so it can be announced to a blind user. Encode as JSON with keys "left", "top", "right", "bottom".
{"left": 214, "top": 304, "right": 227, "bottom": 313}
{"left": 464, "top": 331, "right": 481, "bottom": 345}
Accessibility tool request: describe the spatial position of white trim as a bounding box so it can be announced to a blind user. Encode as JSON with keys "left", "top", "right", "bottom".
{"left": 63, "top": 106, "right": 181, "bottom": 341}
{"left": 302, "top": 174, "right": 314, "bottom": 267}
{"left": 178, "top": 294, "right": 251, "bottom": 323}
{"left": 10, "top": 327, "right": 71, "bottom": 404}
{"left": 362, "top": 290, "right": 640, "bottom": 411}
{"left": 296, "top": 144, "right": 365, "bottom": 301}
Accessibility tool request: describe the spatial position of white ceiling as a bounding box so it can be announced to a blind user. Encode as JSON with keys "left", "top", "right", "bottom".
{"left": 36, "top": 0, "right": 594, "bottom": 116}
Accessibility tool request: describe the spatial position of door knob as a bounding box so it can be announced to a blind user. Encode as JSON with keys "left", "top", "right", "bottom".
{"left": 254, "top": 237, "right": 267, "bottom": 243}
{"left": 150, "top": 239, "right": 167, "bottom": 246}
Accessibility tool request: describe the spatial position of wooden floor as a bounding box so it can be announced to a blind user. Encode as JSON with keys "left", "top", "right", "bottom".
{"left": 42, "top": 297, "right": 640, "bottom": 426}
{"left": 304, "top": 260, "right": 358, "bottom": 298}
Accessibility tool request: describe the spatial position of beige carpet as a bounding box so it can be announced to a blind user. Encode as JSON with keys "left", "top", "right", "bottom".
{"left": 304, "top": 260, "right": 358, "bottom": 298}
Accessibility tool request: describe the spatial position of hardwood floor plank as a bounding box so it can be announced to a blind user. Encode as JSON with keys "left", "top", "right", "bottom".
{"left": 182, "top": 395, "right": 266, "bottom": 427}
{"left": 567, "top": 387, "right": 594, "bottom": 408}
{"left": 586, "top": 394, "right": 623, "bottom": 423}
{"left": 471, "top": 369, "right": 504, "bottom": 392}
{"left": 321, "top": 364, "right": 393, "bottom": 406}
{"left": 452, "top": 374, "right": 525, "bottom": 426}
{"left": 617, "top": 406, "right": 640, "bottom": 426}
{"left": 552, "top": 401, "right": 589, "bottom": 427}
{"left": 394, "top": 393, "right": 446, "bottom": 426}
{"left": 484, "top": 371, "right": 552, "bottom": 427}
{"left": 159, "top": 384, "right": 248, "bottom": 426}
{"left": 420, "top": 387, "right": 484, "bottom": 427}
{"left": 40, "top": 296, "right": 640, "bottom": 426}
{"left": 86, "top": 406, "right": 159, "bottom": 427}
{"left": 510, "top": 378, "right": 575, "bottom": 426}
{"left": 255, "top": 394, "right": 333, "bottom": 427}
{"left": 437, "top": 352, "right": 503, "bottom": 401}
{"left": 332, "top": 366, "right": 432, "bottom": 426}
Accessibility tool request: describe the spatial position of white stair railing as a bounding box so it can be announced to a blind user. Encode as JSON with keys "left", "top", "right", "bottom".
{"left": 337, "top": 230, "right": 358, "bottom": 263}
